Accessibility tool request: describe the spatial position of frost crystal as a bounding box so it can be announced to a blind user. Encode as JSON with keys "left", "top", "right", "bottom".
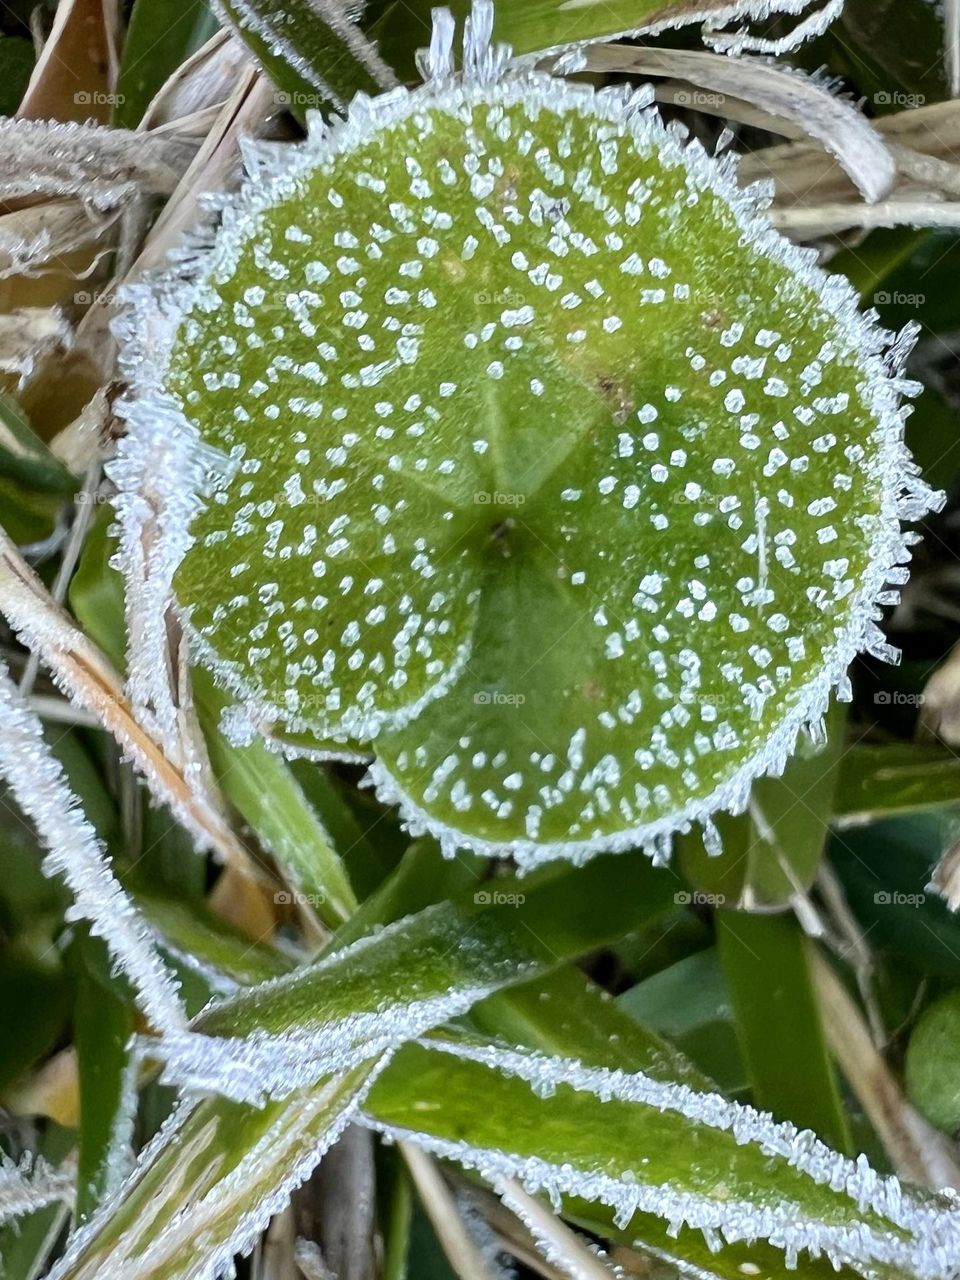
{"left": 114, "top": 0, "right": 941, "bottom": 867}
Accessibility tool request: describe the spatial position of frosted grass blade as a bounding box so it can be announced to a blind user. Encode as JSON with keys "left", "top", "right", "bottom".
{"left": 364, "top": 1038, "right": 960, "bottom": 1280}
{"left": 0, "top": 664, "right": 186, "bottom": 1033}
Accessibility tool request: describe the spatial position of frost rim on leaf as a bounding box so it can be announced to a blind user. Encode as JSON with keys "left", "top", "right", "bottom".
{"left": 111, "top": 4, "right": 942, "bottom": 869}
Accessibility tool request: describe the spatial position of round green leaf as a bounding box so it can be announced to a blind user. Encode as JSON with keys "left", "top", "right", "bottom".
{"left": 906, "top": 989, "right": 960, "bottom": 1133}
{"left": 115, "top": 23, "right": 936, "bottom": 867}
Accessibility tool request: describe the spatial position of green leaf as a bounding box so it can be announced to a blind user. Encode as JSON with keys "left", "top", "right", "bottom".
{"left": 829, "top": 813, "right": 960, "bottom": 981}
{"left": 0, "top": 35, "right": 34, "bottom": 116}
{"left": 0, "top": 394, "right": 75, "bottom": 495}
{"left": 135, "top": 888, "right": 293, "bottom": 989}
{"left": 365, "top": 0, "right": 844, "bottom": 80}
{"left": 127, "top": 44, "right": 929, "bottom": 869}
{"left": 68, "top": 507, "right": 126, "bottom": 671}
{"left": 329, "top": 837, "right": 484, "bottom": 949}
{"left": 468, "top": 963, "right": 712, "bottom": 1088}
{"left": 290, "top": 758, "right": 406, "bottom": 899}
{"left": 192, "top": 900, "right": 545, "bottom": 1042}
{"left": 834, "top": 743, "right": 960, "bottom": 824}
{"left": 835, "top": 0, "right": 949, "bottom": 107}
{"left": 69, "top": 934, "right": 136, "bottom": 1224}
{"left": 148, "top": 898, "right": 559, "bottom": 1103}
{"left": 114, "top": 0, "right": 219, "bottom": 128}
{"left": 618, "top": 948, "right": 747, "bottom": 1093}
{"left": 717, "top": 911, "right": 851, "bottom": 1152}
{"left": 364, "top": 1037, "right": 940, "bottom": 1280}
{"left": 214, "top": 0, "right": 392, "bottom": 116}
{"left": 0, "top": 935, "right": 69, "bottom": 1093}
{"left": 905, "top": 989, "right": 960, "bottom": 1132}
{"left": 194, "top": 669, "right": 358, "bottom": 925}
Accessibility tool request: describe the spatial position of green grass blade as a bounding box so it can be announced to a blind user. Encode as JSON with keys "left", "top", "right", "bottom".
{"left": 194, "top": 671, "right": 358, "bottom": 926}
{"left": 70, "top": 935, "right": 137, "bottom": 1224}
{"left": 49, "top": 1058, "right": 383, "bottom": 1280}
{"left": 470, "top": 967, "right": 853, "bottom": 1280}
{"left": 366, "top": 0, "right": 833, "bottom": 80}
{"left": 835, "top": 743, "right": 960, "bottom": 824}
{"left": 214, "top": 0, "right": 395, "bottom": 115}
{"left": 114, "top": 0, "right": 220, "bottom": 127}
{"left": 717, "top": 911, "right": 852, "bottom": 1153}
{"left": 618, "top": 948, "right": 748, "bottom": 1093}
{"left": 0, "top": 393, "right": 75, "bottom": 495}
{"left": 364, "top": 1038, "right": 947, "bottom": 1280}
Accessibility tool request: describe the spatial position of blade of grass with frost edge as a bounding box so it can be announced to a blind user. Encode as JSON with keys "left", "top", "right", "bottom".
{"left": 367, "top": 0, "right": 845, "bottom": 80}
{"left": 213, "top": 0, "right": 396, "bottom": 116}
{"left": 144, "top": 900, "right": 552, "bottom": 1103}
{"left": 92, "top": 868, "right": 905, "bottom": 1280}
{"left": 47, "top": 1057, "right": 384, "bottom": 1280}
{"left": 0, "top": 665, "right": 186, "bottom": 1034}
{"left": 363, "top": 1038, "right": 958, "bottom": 1280}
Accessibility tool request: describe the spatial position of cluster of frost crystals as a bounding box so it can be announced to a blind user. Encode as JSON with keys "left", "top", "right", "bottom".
{"left": 0, "top": 1153, "right": 75, "bottom": 1226}
{"left": 113, "top": 0, "right": 941, "bottom": 869}
{"left": 364, "top": 1036, "right": 960, "bottom": 1279}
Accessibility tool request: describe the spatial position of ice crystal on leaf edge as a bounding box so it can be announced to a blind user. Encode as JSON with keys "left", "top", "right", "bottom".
{"left": 110, "top": 0, "right": 942, "bottom": 872}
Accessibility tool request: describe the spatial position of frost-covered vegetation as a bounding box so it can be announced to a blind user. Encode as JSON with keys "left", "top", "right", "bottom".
{"left": 4, "top": 1, "right": 960, "bottom": 1279}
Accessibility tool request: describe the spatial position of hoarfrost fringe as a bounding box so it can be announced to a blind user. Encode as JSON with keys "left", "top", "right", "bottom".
{"left": 0, "top": 665, "right": 186, "bottom": 1032}
{"left": 0, "top": 1154, "right": 75, "bottom": 1226}
{"left": 145, "top": 982, "right": 507, "bottom": 1105}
